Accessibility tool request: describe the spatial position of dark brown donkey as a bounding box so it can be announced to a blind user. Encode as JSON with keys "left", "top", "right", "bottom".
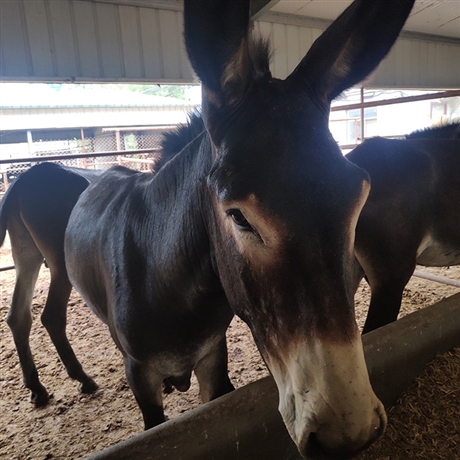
{"left": 0, "top": 163, "right": 102, "bottom": 405}
{"left": 347, "top": 123, "right": 460, "bottom": 333}
{"left": 0, "top": 131, "right": 200, "bottom": 406}
{"left": 65, "top": 1, "right": 414, "bottom": 458}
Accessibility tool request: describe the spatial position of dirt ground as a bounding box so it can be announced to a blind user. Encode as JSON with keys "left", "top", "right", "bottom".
{"left": 1, "top": 236, "right": 459, "bottom": 460}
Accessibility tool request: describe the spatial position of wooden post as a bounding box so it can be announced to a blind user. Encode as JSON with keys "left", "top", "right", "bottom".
{"left": 2, "top": 171, "right": 9, "bottom": 192}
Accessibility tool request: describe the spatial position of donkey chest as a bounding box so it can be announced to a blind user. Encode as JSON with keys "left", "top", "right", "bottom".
{"left": 114, "top": 290, "right": 233, "bottom": 361}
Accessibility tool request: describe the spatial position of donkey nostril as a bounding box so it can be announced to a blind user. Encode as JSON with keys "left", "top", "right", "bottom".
{"left": 303, "top": 432, "right": 323, "bottom": 459}
{"left": 301, "top": 407, "right": 387, "bottom": 460}
{"left": 303, "top": 432, "right": 371, "bottom": 460}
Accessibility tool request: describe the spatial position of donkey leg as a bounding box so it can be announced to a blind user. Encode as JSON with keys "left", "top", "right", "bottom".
{"left": 6, "top": 224, "right": 49, "bottom": 405}
{"left": 362, "top": 264, "right": 416, "bottom": 334}
{"left": 350, "top": 257, "right": 365, "bottom": 299}
{"left": 194, "top": 335, "right": 234, "bottom": 403}
{"left": 40, "top": 271, "right": 98, "bottom": 394}
{"left": 124, "top": 356, "right": 165, "bottom": 430}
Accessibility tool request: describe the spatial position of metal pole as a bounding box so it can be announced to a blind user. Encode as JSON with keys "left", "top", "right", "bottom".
{"left": 0, "top": 265, "right": 15, "bottom": 272}
{"left": 26, "top": 130, "right": 34, "bottom": 155}
{"left": 412, "top": 270, "right": 460, "bottom": 288}
{"left": 331, "top": 89, "right": 460, "bottom": 113}
{"left": 2, "top": 172, "right": 9, "bottom": 191}
{"left": 116, "top": 130, "right": 122, "bottom": 165}
{"left": 0, "top": 148, "right": 161, "bottom": 165}
{"left": 80, "top": 128, "right": 88, "bottom": 168}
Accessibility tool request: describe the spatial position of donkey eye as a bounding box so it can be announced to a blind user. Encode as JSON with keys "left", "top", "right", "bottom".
{"left": 227, "top": 209, "right": 252, "bottom": 231}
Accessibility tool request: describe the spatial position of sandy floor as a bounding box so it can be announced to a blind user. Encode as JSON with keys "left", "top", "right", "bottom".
{"left": 1, "top": 236, "right": 459, "bottom": 459}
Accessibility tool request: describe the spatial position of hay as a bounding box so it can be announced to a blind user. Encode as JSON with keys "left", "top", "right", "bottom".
{"left": 358, "top": 347, "right": 460, "bottom": 460}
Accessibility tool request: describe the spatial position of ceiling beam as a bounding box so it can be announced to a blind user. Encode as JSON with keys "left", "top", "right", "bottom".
{"left": 251, "top": 0, "right": 280, "bottom": 20}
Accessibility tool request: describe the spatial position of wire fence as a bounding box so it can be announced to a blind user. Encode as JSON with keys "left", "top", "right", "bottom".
{"left": 0, "top": 128, "right": 170, "bottom": 194}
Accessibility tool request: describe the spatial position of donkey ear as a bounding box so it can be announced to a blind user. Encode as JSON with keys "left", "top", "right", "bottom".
{"left": 287, "top": 0, "right": 415, "bottom": 105}
{"left": 184, "top": 0, "right": 252, "bottom": 143}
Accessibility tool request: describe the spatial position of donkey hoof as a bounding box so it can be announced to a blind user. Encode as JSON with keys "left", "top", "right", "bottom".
{"left": 79, "top": 378, "right": 99, "bottom": 394}
{"left": 31, "top": 388, "right": 50, "bottom": 407}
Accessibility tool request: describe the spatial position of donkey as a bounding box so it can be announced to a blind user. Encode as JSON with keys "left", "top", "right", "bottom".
{"left": 0, "top": 140, "right": 191, "bottom": 405}
{"left": 405, "top": 121, "right": 460, "bottom": 139}
{"left": 65, "top": 0, "right": 414, "bottom": 457}
{"left": 347, "top": 124, "right": 460, "bottom": 333}
{"left": 0, "top": 162, "right": 102, "bottom": 405}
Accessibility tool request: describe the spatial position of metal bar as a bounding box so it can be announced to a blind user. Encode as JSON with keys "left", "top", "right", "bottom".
{"left": 81, "top": 128, "right": 88, "bottom": 168}
{"left": 0, "top": 148, "right": 161, "bottom": 165}
{"left": 412, "top": 270, "right": 460, "bottom": 288}
{"left": 0, "top": 265, "right": 15, "bottom": 272}
{"left": 119, "top": 157, "right": 154, "bottom": 164}
{"left": 102, "top": 126, "right": 177, "bottom": 132}
{"left": 26, "top": 130, "right": 34, "bottom": 155}
{"left": 2, "top": 171, "right": 9, "bottom": 191}
{"left": 331, "top": 90, "right": 460, "bottom": 112}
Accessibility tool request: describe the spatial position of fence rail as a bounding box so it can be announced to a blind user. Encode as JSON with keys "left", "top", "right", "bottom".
{"left": 0, "top": 147, "right": 168, "bottom": 272}
{"left": 0, "top": 148, "right": 161, "bottom": 165}
{"left": 0, "top": 148, "right": 164, "bottom": 196}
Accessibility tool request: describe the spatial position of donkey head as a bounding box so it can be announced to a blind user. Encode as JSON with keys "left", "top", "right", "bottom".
{"left": 184, "top": 1, "right": 414, "bottom": 458}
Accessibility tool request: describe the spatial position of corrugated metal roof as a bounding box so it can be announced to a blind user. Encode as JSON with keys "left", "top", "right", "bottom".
{"left": 0, "top": 0, "right": 459, "bottom": 87}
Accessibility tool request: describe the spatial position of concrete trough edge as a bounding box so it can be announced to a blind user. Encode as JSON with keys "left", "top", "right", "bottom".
{"left": 85, "top": 292, "right": 460, "bottom": 460}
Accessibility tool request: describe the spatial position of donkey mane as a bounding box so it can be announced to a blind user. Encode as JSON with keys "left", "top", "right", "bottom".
{"left": 405, "top": 121, "right": 460, "bottom": 139}
{"left": 248, "top": 37, "right": 272, "bottom": 81}
{"left": 158, "top": 112, "right": 205, "bottom": 170}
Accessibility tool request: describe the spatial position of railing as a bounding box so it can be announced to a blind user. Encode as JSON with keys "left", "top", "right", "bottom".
{"left": 0, "top": 148, "right": 163, "bottom": 272}
{"left": 0, "top": 148, "right": 162, "bottom": 194}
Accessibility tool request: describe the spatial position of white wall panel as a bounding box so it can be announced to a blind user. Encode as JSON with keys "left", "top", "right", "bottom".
{"left": 0, "top": 0, "right": 193, "bottom": 83}
{"left": 256, "top": 18, "right": 460, "bottom": 89}
{"left": 0, "top": 1, "right": 31, "bottom": 76}
{"left": 0, "top": 0, "right": 458, "bottom": 88}
{"left": 48, "top": 1, "right": 79, "bottom": 77}
{"left": 73, "top": 1, "right": 100, "bottom": 78}
{"left": 255, "top": 20, "right": 325, "bottom": 80}
{"left": 119, "top": 5, "right": 143, "bottom": 79}
{"left": 95, "top": 3, "right": 123, "bottom": 79}
{"left": 23, "top": 0, "right": 54, "bottom": 77}
{"left": 138, "top": 8, "right": 163, "bottom": 79}
{"left": 368, "top": 38, "right": 460, "bottom": 89}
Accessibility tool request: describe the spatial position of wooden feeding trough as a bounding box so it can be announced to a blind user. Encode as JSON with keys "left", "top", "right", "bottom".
{"left": 86, "top": 292, "right": 460, "bottom": 460}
